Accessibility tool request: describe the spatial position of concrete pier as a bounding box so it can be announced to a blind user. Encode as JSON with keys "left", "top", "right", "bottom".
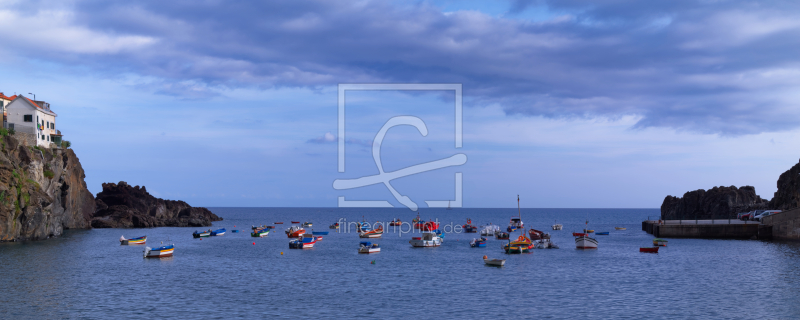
{"left": 642, "top": 219, "right": 762, "bottom": 239}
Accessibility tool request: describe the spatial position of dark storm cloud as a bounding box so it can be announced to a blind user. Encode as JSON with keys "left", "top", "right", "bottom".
{"left": 3, "top": 0, "right": 800, "bottom": 134}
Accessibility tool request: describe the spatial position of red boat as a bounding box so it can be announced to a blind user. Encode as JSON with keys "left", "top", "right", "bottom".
{"left": 274, "top": 222, "right": 284, "bottom": 224}
{"left": 291, "top": 221, "right": 300, "bottom": 224}
{"left": 422, "top": 221, "right": 439, "bottom": 231}
{"left": 389, "top": 219, "right": 402, "bottom": 226}
{"left": 573, "top": 232, "right": 588, "bottom": 237}
{"left": 529, "top": 229, "right": 550, "bottom": 240}
{"left": 640, "top": 247, "right": 659, "bottom": 253}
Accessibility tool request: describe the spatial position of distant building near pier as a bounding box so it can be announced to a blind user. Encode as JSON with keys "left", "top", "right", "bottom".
{"left": 4, "top": 94, "right": 63, "bottom": 147}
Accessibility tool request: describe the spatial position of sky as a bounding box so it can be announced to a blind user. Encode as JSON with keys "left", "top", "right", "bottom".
{"left": 1, "top": 0, "right": 799, "bottom": 208}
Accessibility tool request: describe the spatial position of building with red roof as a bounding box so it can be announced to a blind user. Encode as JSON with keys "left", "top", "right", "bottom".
{"left": 5, "top": 95, "right": 61, "bottom": 147}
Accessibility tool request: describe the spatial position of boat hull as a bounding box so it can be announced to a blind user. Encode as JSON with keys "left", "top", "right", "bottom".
{"left": 484, "top": 259, "right": 505, "bottom": 266}
{"left": 144, "top": 245, "right": 174, "bottom": 258}
{"left": 409, "top": 238, "right": 442, "bottom": 247}
{"left": 251, "top": 231, "right": 269, "bottom": 237}
{"left": 358, "top": 247, "right": 381, "bottom": 253}
{"left": 640, "top": 247, "right": 659, "bottom": 253}
{"left": 615, "top": 227, "right": 626, "bottom": 230}
{"left": 120, "top": 236, "right": 146, "bottom": 245}
{"left": 575, "top": 236, "right": 598, "bottom": 249}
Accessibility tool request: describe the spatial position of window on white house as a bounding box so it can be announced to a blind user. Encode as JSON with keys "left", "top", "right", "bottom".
{"left": 24, "top": 115, "right": 32, "bottom": 122}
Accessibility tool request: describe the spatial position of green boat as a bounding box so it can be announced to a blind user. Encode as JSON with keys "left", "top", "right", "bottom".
{"left": 251, "top": 229, "right": 270, "bottom": 238}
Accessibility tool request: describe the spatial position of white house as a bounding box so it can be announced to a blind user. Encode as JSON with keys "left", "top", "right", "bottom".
{"left": 0, "top": 92, "right": 15, "bottom": 125}
{"left": 5, "top": 95, "right": 62, "bottom": 147}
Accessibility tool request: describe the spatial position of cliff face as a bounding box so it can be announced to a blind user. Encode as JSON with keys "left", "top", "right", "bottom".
{"left": 92, "top": 181, "right": 221, "bottom": 228}
{"left": 661, "top": 185, "right": 768, "bottom": 220}
{"left": 770, "top": 159, "right": 800, "bottom": 210}
{"left": 0, "top": 135, "right": 96, "bottom": 241}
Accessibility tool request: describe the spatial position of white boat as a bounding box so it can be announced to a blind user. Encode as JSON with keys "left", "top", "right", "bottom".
{"left": 358, "top": 241, "right": 380, "bottom": 253}
{"left": 552, "top": 223, "right": 563, "bottom": 230}
{"left": 575, "top": 235, "right": 598, "bottom": 249}
{"left": 409, "top": 232, "right": 443, "bottom": 247}
{"left": 535, "top": 239, "right": 559, "bottom": 249}
{"left": 483, "top": 255, "right": 505, "bottom": 267}
{"left": 144, "top": 244, "right": 174, "bottom": 258}
{"left": 480, "top": 225, "right": 500, "bottom": 236}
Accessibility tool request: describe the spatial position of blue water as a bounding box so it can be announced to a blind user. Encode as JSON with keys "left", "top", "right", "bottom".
{"left": 1, "top": 208, "right": 799, "bottom": 319}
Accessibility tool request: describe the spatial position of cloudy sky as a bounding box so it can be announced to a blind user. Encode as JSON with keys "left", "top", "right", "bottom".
{"left": 1, "top": 0, "right": 799, "bottom": 208}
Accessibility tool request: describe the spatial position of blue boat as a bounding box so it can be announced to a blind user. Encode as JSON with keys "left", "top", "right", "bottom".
{"left": 231, "top": 229, "right": 239, "bottom": 233}
{"left": 595, "top": 232, "right": 609, "bottom": 235}
{"left": 435, "top": 229, "right": 445, "bottom": 240}
{"left": 470, "top": 237, "right": 487, "bottom": 247}
{"left": 312, "top": 231, "right": 329, "bottom": 235}
{"left": 211, "top": 228, "right": 226, "bottom": 236}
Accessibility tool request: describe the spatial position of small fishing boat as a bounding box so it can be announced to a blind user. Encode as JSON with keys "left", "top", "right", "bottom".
{"left": 285, "top": 226, "right": 305, "bottom": 238}
{"left": 312, "top": 231, "right": 329, "bottom": 235}
{"left": 251, "top": 228, "right": 270, "bottom": 238}
{"left": 274, "top": 222, "right": 284, "bottom": 224}
{"left": 575, "top": 235, "right": 598, "bottom": 249}
{"left": 291, "top": 221, "right": 300, "bottom": 224}
{"left": 422, "top": 221, "right": 439, "bottom": 231}
{"left": 481, "top": 224, "right": 500, "bottom": 237}
{"left": 193, "top": 230, "right": 211, "bottom": 238}
{"left": 470, "top": 237, "right": 487, "bottom": 247}
{"left": 572, "top": 232, "right": 588, "bottom": 237}
{"left": 504, "top": 235, "right": 534, "bottom": 253}
{"left": 528, "top": 229, "right": 550, "bottom": 241}
{"left": 144, "top": 244, "right": 174, "bottom": 258}
{"left": 360, "top": 224, "right": 384, "bottom": 238}
{"left": 409, "top": 232, "right": 443, "bottom": 247}
{"left": 507, "top": 217, "right": 523, "bottom": 232}
{"left": 495, "top": 232, "right": 509, "bottom": 240}
{"left": 552, "top": 224, "right": 563, "bottom": 230}
{"left": 329, "top": 222, "right": 340, "bottom": 229}
{"left": 615, "top": 227, "right": 626, "bottom": 230}
{"left": 120, "top": 235, "right": 146, "bottom": 245}
{"left": 463, "top": 218, "right": 477, "bottom": 233}
{"left": 640, "top": 246, "right": 659, "bottom": 253}
{"left": 534, "top": 239, "right": 560, "bottom": 249}
{"left": 389, "top": 219, "right": 402, "bottom": 226}
{"left": 585, "top": 229, "right": 595, "bottom": 233}
{"left": 302, "top": 222, "right": 313, "bottom": 227}
{"left": 653, "top": 238, "right": 668, "bottom": 247}
{"left": 232, "top": 229, "right": 239, "bottom": 233}
{"left": 289, "top": 233, "right": 317, "bottom": 249}
{"left": 265, "top": 225, "right": 275, "bottom": 229}
{"left": 595, "top": 232, "right": 609, "bottom": 235}
{"left": 412, "top": 215, "right": 423, "bottom": 229}
{"left": 211, "top": 228, "right": 226, "bottom": 236}
{"left": 483, "top": 255, "right": 505, "bottom": 267}
{"left": 358, "top": 241, "right": 381, "bottom": 253}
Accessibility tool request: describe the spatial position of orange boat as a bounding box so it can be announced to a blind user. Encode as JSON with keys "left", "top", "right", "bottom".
{"left": 285, "top": 226, "right": 305, "bottom": 238}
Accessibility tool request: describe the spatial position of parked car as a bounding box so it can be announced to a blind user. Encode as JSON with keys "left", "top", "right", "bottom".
{"left": 737, "top": 211, "right": 753, "bottom": 220}
{"left": 740, "top": 210, "right": 758, "bottom": 221}
{"left": 754, "top": 210, "right": 782, "bottom": 222}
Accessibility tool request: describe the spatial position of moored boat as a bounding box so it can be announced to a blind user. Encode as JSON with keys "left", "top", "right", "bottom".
{"left": 504, "top": 235, "right": 534, "bottom": 253}
{"left": 483, "top": 255, "right": 505, "bottom": 267}
{"left": 409, "top": 232, "right": 443, "bottom": 247}
{"left": 422, "top": 221, "right": 439, "bottom": 231}
{"left": 572, "top": 232, "right": 588, "bottom": 237}
{"left": 329, "top": 222, "right": 340, "bottom": 229}
{"left": 595, "top": 232, "right": 609, "bottom": 235}
{"left": 231, "top": 230, "right": 239, "bottom": 233}
{"left": 251, "top": 228, "right": 270, "bottom": 237}
{"left": 575, "top": 235, "right": 598, "bottom": 249}
{"left": 312, "top": 231, "right": 329, "bottom": 235}
{"left": 193, "top": 230, "right": 212, "bottom": 238}
{"left": 552, "top": 220, "right": 563, "bottom": 230}
{"left": 144, "top": 244, "right": 174, "bottom": 258}
{"left": 211, "top": 228, "right": 226, "bottom": 236}
{"left": 274, "top": 222, "right": 284, "bottom": 224}
{"left": 528, "top": 228, "right": 550, "bottom": 241}
{"left": 462, "top": 218, "right": 477, "bottom": 233}
{"left": 615, "top": 227, "right": 626, "bottom": 230}
{"left": 302, "top": 222, "right": 313, "bottom": 227}
{"left": 291, "top": 221, "right": 300, "bottom": 224}
{"left": 359, "top": 241, "right": 381, "bottom": 253}
{"left": 640, "top": 246, "right": 659, "bottom": 253}
{"left": 289, "top": 233, "right": 317, "bottom": 249}
{"left": 470, "top": 237, "right": 487, "bottom": 247}
{"left": 481, "top": 224, "right": 500, "bottom": 237}
{"left": 507, "top": 217, "right": 523, "bottom": 232}
{"left": 534, "top": 239, "right": 559, "bottom": 249}
{"left": 585, "top": 229, "right": 594, "bottom": 233}
{"left": 495, "top": 232, "right": 509, "bottom": 240}
{"left": 653, "top": 238, "right": 668, "bottom": 247}
{"left": 389, "top": 219, "right": 402, "bottom": 226}
{"left": 359, "top": 224, "right": 384, "bottom": 238}
{"left": 120, "top": 235, "right": 146, "bottom": 245}
{"left": 285, "top": 226, "right": 305, "bottom": 238}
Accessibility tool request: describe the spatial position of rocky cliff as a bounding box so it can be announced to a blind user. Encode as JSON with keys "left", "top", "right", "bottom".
{"left": 0, "top": 135, "right": 96, "bottom": 241}
{"left": 660, "top": 185, "right": 768, "bottom": 220}
{"left": 91, "top": 181, "right": 221, "bottom": 228}
{"left": 770, "top": 159, "right": 800, "bottom": 210}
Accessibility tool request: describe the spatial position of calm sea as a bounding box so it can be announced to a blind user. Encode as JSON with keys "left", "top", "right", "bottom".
{"left": 1, "top": 208, "right": 799, "bottom": 319}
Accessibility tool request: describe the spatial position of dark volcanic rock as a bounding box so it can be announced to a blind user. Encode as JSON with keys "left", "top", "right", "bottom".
{"left": 661, "top": 185, "right": 768, "bottom": 220}
{"left": 769, "top": 159, "right": 800, "bottom": 210}
{"left": 0, "top": 136, "right": 96, "bottom": 241}
{"left": 91, "top": 181, "right": 221, "bottom": 228}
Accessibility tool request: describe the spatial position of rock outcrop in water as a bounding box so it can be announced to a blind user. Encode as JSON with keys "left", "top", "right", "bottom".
{"left": 769, "top": 159, "right": 800, "bottom": 210}
{"left": 91, "top": 181, "right": 221, "bottom": 228}
{"left": 661, "top": 185, "right": 768, "bottom": 220}
{"left": 0, "top": 135, "right": 96, "bottom": 241}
